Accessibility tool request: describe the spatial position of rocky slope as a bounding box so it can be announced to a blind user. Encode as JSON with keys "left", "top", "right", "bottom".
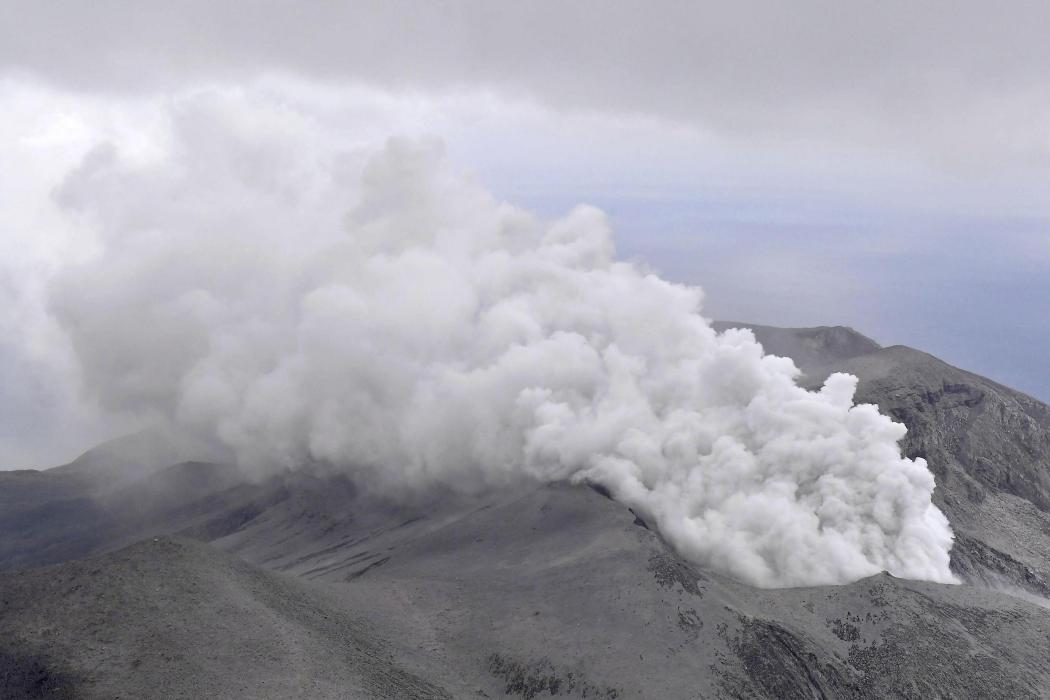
{"left": 809, "top": 343, "right": 1050, "bottom": 598}
{"left": 4, "top": 323, "right": 1050, "bottom": 699}
{"left": 724, "top": 322, "right": 1050, "bottom": 597}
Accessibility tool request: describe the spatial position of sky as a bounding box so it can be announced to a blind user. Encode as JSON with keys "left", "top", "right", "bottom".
{"left": 2, "top": 0, "right": 1049, "bottom": 468}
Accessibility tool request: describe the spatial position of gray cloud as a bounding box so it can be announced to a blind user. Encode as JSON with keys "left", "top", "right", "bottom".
{"left": 3, "top": 1, "right": 1050, "bottom": 174}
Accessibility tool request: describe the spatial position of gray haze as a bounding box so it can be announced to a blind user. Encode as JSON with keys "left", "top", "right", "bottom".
{"left": 5, "top": 1, "right": 1050, "bottom": 171}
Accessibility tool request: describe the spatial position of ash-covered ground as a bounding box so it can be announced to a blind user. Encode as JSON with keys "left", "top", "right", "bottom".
{"left": 4, "top": 324, "right": 1050, "bottom": 699}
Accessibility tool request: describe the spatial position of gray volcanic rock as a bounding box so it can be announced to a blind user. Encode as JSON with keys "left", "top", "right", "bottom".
{"left": 4, "top": 323, "right": 1050, "bottom": 698}
{"left": 6, "top": 481, "right": 1050, "bottom": 698}
{"left": 211, "top": 480, "right": 1050, "bottom": 698}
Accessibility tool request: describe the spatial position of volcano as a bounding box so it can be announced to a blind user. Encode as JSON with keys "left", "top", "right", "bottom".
{"left": 4, "top": 324, "right": 1050, "bottom": 699}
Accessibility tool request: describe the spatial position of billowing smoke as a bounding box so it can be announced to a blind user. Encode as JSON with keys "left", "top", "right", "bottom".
{"left": 45, "top": 93, "right": 955, "bottom": 588}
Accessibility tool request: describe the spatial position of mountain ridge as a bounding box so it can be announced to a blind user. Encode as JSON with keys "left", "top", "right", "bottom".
{"left": 4, "top": 322, "right": 1050, "bottom": 698}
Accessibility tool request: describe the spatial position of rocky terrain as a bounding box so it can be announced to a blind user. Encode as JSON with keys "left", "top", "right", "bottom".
{"left": 4, "top": 324, "right": 1050, "bottom": 698}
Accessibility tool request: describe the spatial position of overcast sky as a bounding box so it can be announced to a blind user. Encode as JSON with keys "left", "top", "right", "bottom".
{"left": 2, "top": 1, "right": 1049, "bottom": 467}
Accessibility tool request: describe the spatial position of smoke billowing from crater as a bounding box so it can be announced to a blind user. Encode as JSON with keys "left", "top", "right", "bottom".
{"left": 48, "top": 94, "right": 955, "bottom": 588}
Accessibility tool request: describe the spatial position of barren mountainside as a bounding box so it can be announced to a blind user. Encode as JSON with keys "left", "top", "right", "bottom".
{"left": 4, "top": 324, "right": 1050, "bottom": 699}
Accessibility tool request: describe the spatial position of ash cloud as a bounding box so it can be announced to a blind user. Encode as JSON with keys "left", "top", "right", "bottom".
{"left": 47, "top": 95, "right": 954, "bottom": 588}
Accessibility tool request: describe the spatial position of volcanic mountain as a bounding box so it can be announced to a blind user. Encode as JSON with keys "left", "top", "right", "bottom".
{"left": 4, "top": 324, "right": 1050, "bottom": 699}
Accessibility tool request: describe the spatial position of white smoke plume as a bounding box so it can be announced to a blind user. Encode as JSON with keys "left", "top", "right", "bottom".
{"left": 41, "top": 89, "right": 955, "bottom": 588}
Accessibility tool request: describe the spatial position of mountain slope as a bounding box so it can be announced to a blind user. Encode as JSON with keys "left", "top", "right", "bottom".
{"left": 0, "top": 460, "right": 266, "bottom": 572}
{"left": 0, "top": 537, "right": 451, "bottom": 699}
{"left": 6, "top": 482, "right": 1050, "bottom": 698}
{"left": 215, "top": 479, "right": 1050, "bottom": 699}
{"left": 801, "top": 344, "right": 1050, "bottom": 597}
{"left": 717, "top": 323, "right": 1050, "bottom": 598}
{"left": 5, "top": 323, "right": 1050, "bottom": 698}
